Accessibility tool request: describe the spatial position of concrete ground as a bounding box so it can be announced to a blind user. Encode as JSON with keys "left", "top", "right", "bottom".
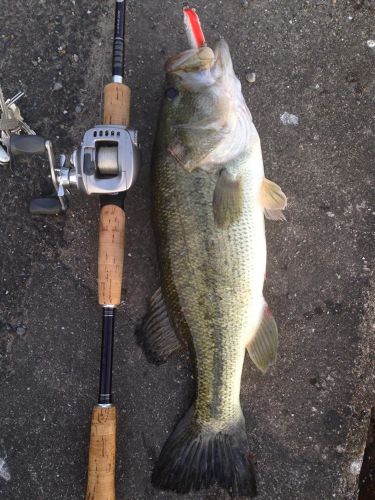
{"left": 0, "top": 0, "right": 374, "bottom": 499}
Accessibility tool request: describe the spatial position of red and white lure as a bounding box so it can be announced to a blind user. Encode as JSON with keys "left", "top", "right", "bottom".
{"left": 183, "top": 7, "right": 206, "bottom": 48}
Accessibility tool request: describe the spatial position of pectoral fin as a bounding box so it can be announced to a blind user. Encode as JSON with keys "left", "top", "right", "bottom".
{"left": 136, "top": 288, "right": 182, "bottom": 365}
{"left": 247, "top": 303, "right": 278, "bottom": 373}
{"left": 260, "top": 178, "right": 287, "bottom": 221}
{"left": 213, "top": 168, "right": 244, "bottom": 229}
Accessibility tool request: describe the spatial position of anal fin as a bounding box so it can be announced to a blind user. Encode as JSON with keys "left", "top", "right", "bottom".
{"left": 136, "top": 288, "right": 181, "bottom": 365}
{"left": 247, "top": 303, "right": 278, "bottom": 373}
{"left": 260, "top": 178, "right": 287, "bottom": 221}
{"left": 213, "top": 168, "right": 244, "bottom": 229}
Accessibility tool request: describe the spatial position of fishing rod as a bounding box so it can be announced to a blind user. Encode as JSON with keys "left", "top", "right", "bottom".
{"left": 9, "top": 1, "right": 139, "bottom": 498}
{"left": 85, "top": 1, "right": 136, "bottom": 498}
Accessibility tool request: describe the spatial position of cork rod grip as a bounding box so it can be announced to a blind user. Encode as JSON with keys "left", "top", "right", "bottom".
{"left": 103, "top": 82, "right": 131, "bottom": 127}
{"left": 86, "top": 406, "right": 116, "bottom": 500}
{"left": 97, "top": 81, "right": 130, "bottom": 306}
{"left": 98, "top": 205, "right": 125, "bottom": 306}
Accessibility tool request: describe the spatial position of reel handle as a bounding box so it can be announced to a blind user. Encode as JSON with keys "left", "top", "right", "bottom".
{"left": 10, "top": 134, "right": 46, "bottom": 155}
{"left": 9, "top": 135, "right": 68, "bottom": 215}
{"left": 10, "top": 135, "right": 68, "bottom": 215}
{"left": 30, "top": 197, "right": 65, "bottom": 215}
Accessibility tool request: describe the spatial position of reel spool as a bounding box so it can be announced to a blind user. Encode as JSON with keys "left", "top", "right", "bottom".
{"left": 97, "top": 146, "right": 119, "bottom": 176}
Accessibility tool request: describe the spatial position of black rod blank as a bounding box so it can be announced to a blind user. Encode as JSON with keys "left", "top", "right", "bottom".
{"left": 112, "top": 0, "right": 126, "bottom": 80}
{"left": 98, "top": 307, "right": 116, "bottom": 405}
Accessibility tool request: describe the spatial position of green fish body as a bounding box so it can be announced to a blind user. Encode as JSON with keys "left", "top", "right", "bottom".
{"left": 137, "top": 40, "right": 286, "bottom": 498}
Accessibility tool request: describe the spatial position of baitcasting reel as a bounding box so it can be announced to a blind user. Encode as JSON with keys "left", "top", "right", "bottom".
{"left": 10, "top": 123, "right": 139, "bottom": 215}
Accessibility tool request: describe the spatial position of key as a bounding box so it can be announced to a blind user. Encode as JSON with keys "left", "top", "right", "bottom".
{"left": 1, "top": 104, "right": 35, "bottom": 135}
{"left": 7, "top": 103, "right": 35, "bottom": 135}
{"left": 0, "top": 87, "right": 7, "bottom": 116}
{"left": 0, "top": 87, "right": 18, "bottom": 132}
{"left": 0, "top": 112, "right": 19, "bottom": 132}
{"left": 6, "top": 91, "right": 24, "bottom": 107}
{"left": 15, "top": 113, "right": 36, "bottom": 135}
{"left": 0, "top": 86, "right": 35, "bottom": 166}
{"left": 0, "top": 87, "right": 35, "bottom": 135}
{"left": 0, "top": 143, "right": 10, "bottom": 164}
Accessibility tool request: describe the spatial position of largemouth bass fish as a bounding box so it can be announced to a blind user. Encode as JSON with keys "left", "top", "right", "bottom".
{"left": 137, "top": 30, "right": 286, "bottom": 499}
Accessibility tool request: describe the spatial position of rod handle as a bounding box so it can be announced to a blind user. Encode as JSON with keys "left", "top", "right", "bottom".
{"left": 98, "top": 205, "right": 125, "bottom": 306}
{"left": 103, "top": 82, "right": 131, "bottom": 127}
{"left": 86, "top": 405, "right": 116, "bottom": 500}
{"left": 98, "top": 79, "right": 130, "bottom": 305}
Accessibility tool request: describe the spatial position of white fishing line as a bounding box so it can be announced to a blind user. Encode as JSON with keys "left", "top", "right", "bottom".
{"left": 97, "top": 146, "right": 118, "bottom": 175}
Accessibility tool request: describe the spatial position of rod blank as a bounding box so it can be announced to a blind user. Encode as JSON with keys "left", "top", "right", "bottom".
{"left": 98, "top": 307, "right": 116, "bottom": 405}
{"left": 112, "top": 0, "right": 126, "bottom": 81}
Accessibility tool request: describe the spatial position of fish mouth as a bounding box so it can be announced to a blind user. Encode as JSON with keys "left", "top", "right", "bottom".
{"left": 165, "top": 46, "right": 215, "bottom": 74}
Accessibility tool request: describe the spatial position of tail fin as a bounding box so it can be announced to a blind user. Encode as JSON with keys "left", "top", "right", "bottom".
{"left": 152, "top": 408, "right": 257, "bottom": 497}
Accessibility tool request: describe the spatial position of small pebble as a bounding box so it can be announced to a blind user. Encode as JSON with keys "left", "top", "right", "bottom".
{"left": 280, "top": 112, "right": 299, "bottom": 126}
{"left": 350, "top": 459, "right": 362, "bottom": 475}
{"left": 75, "top": 105, "right": 82, "bottom": 113}
{"left": 246, "top": 71, "right": 256, "bottom": 84}
{"left": 240, "top": 0, "right": 249, "bottom": 7}
{"left": 366, "top": 40, "right": 375, "bottom": 49}
{"left": 72, "top": 54, "right": 79, "bottom": 62}
{"left": 53, "top": 82, "right": 63, "bottom": 91}
{"left": 0, "top": 458, "right": 10, "bottom": 482}
{"left": 16, "top": 326, "right": 26, "bottom": 336}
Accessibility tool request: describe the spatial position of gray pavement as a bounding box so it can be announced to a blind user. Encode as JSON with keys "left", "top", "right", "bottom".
{"left": 0, "top": 1, "right": 374, "bottom": 499}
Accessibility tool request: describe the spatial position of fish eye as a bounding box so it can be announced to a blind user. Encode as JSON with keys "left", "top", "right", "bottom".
{"left": 165, "top": 87, "right": 179, "bottom": 100}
